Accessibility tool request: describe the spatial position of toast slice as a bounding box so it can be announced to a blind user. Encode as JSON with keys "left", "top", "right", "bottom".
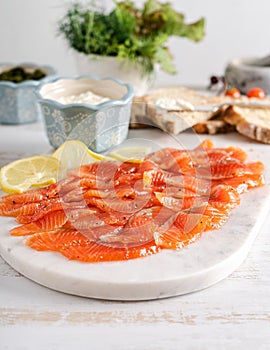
{"left": 193, "top": 120, "right": 235, "bottom": 134}
{"left": 144, "top": 88, "right": 247, "bottom": 134}
{"left": 130, "top": 87, "right": 270, "bottom": 135}
{"left": 130, "top": 95, "right": 154, "bottom": 128}
{"left": 146, "top": 109, "right": 212, "bottom": 134}
{"left": 223, "top": 105, "right": 270, "bottom": 143}
{"left": 144, "top": 87, "right": 209, "bottom": 106}
{"left": 193, "top": 105, "right": 235, "bottom": 134}
{"left": 142, "top": 87, "right": 214, "bottom": 134}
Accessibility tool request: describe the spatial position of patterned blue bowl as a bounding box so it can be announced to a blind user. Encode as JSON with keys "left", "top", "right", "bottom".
{"left": 0, "top": 63, "right": 57, "bottom": 124}
{"left": 37, "top": 75, "right": 134, "bottom": 152}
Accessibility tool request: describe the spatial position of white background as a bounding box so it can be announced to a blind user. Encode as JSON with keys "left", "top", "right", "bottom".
{"left": 0, "top": 0, "right": 270, "bottom": 87}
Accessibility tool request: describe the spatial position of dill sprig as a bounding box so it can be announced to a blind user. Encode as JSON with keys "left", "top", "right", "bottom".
{"left": 58, "top": 0, "right": 205, "bottom": 75}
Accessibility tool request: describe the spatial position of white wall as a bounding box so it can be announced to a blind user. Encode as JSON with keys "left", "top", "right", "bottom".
{"left": 1, "top": 0, "right": 270, "bottom": 88}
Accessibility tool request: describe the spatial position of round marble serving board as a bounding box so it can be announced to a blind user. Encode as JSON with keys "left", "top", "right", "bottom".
{"left": 0, "top": 145, "right": 270, "bottom": 301}
{"left": 0, "top": 184, "right": 269, "bottom": 301}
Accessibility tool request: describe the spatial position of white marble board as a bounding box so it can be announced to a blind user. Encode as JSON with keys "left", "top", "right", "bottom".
{"left": 0, "top": 146, "right": 269, "bottom": 301}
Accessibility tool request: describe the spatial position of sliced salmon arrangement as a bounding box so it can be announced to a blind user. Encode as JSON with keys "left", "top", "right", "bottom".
{"left": 0, "top": 140, "right": 265, "bottom": 263}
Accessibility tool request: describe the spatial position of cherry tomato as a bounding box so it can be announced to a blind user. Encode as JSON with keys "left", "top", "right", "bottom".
{"left": 225, "top": 88, "right": 241, "bottom": 98}
{"left": 246, "top": 87, "right": 266, "bottom": 99}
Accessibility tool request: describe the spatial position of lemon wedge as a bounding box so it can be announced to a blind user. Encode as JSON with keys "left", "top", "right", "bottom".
{"left": 52, "top": 140, "right": 110, "bottom": 179}
{"left": 0, "top": 156, "right": 60, "bottom": 194}
{"left": 109, "top": 146, "right": 152, "bottom": 163}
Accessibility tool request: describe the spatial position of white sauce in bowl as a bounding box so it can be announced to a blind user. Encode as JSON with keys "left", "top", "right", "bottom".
{"left": 57, "top": 91, "right": 110, "bottom": 105}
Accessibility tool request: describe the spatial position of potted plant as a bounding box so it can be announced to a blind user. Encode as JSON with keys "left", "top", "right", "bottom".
{"left": 58, "top": 0, "right": 205, "bottom": 95}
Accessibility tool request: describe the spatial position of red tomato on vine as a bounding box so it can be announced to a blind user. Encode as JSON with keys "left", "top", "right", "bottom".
{"left": 246, "top": 87, "right": 266, "bottom": 99}
{"left": 225, "top": 88, "right": 241, "bottom": 98}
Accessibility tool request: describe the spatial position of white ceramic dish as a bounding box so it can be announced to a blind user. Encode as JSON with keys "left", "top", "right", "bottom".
{"left": 74, "top": 51, "right": 158, "bottom": 96}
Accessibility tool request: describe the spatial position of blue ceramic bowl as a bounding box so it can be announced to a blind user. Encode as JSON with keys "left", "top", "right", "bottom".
{"left": 0, "top": 62, "right": 57, "bottom": 124}
{"left": 37, "top": 75, "right": 134, "bottom": 152}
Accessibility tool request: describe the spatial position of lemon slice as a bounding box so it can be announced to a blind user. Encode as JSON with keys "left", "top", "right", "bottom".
{"left": 109, "top": 146, "right": 152, "bottom": 163}
{"left": 0, "top": 156, "right": 60, "bottom": 194}
{"left": 52, "top": 140, "right": 110, "bottom": 179}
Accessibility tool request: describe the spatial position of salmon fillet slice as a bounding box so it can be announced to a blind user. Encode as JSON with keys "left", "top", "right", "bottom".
{"left": 25, "top": 229, "right": 160, "bottom": 262}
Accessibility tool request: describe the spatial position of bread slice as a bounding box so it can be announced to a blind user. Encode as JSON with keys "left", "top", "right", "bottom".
{"left": 130, "top": 96, "right": 146, "bottom": 124}
{"left": 147, "top": 109, "right": 213, "bottom": 134}
{"left": 141, "top": 87, "right": 255, "bottom": 134}
{"left": 143, "top": 87, "right": 213, "bottom": 134}
{"left": 130, "top": 87, "right": 270, "bottom": 135}
{"left": 129, "top": 96, "right": 152, "bottom": 128}
{"left": 192, "top": 105, "right": 235, "bottom": 134}
{"left": 193, "top": 120, "right": 235, "bottom": 134}
{"left": 130, "top": 87, "right": 210, "bottom": 132}
{"left": 223, "top": 105, "right": 270, "bottom": 143}
{"left": 144, "top": 87, "right": 209, "bottom": 106}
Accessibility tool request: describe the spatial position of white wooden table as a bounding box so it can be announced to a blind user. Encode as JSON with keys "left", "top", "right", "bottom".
{"left": 0, "top": 122, "right": 270, "bottom": 349}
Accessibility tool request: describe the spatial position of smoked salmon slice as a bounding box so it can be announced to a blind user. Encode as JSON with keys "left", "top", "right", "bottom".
{"left": 143, "top": 170, "right": 211, "bottom": 196}
{"left": 186, "top": 204, "right": 229, "bottom": 230}
{"left": 154, "top": 212, "right": 210, "bottom": 250}
{"left": 146, "top": 144, "right": 247, "bottom": 172}
{"left": 0, "top": 139, "right": 265, "bottom": 262}
{"left": 154, "top": 184, "right": 240, "bottom": 212}
{"left": 196, "top": 160, "right": 264, "bottom": 179}
{"left": 15, "top": 198, "right": 64, "bottom": 224}
{"left": 10, "top": 210, "right": 68, "bottom": 236}
{"left": 0, "top": 202, "right": 41, "bottom": 217}
{"left": 213, "top": 174, "right": 265, "bottom": 194}
{"left": 25, "top": 229, "right": 160, "bottom": 262}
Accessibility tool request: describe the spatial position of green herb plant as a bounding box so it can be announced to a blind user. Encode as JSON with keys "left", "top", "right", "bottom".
{"left": 58, "top": 0, "right": 205, "bottom": 75}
